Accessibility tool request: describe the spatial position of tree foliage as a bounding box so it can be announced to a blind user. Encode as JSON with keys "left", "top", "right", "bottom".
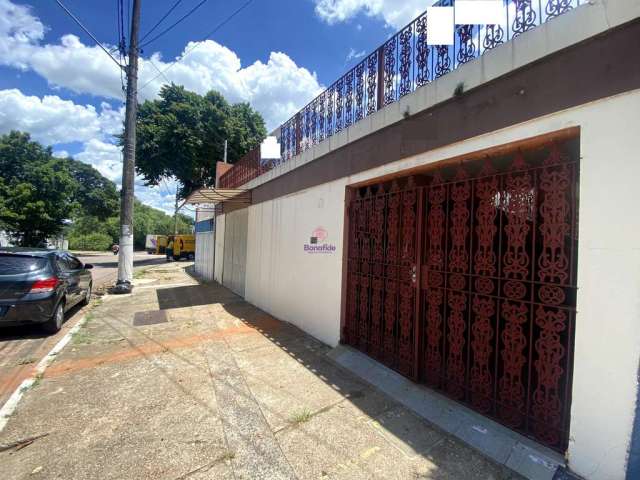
{"left": 0, "top": 132, "right": 76, "bottom": 246}
{"left": 68, "top": 232, "right": 113, "bottom": 251}
{"left": 135, "top": 84, "right": 267, "bottom": 197}
{"left": 65, "top": 157, "right": 119, "bottom": 220}
{"left": 0, "top": 131, "right": 193, "bottom": 249}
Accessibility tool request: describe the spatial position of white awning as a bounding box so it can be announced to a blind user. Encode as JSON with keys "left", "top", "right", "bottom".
{"left": 185, "top": 188, "right": 251, "bottom": 205}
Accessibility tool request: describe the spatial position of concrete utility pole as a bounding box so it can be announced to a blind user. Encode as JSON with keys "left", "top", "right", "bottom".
{"left": 115, "top": 0, "right": 141, "bottom": 294}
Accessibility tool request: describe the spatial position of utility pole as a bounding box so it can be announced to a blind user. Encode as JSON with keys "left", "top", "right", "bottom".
{"left": 173, "top": 182, "right": 180, "bottom": 235}
{"left": 224, "top": 139, "right": 228, "bottom": 163}
{"left": 115, "top": 0, "right": 141, "bottom": 294}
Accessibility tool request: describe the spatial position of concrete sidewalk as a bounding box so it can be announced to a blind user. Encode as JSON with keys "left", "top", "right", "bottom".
{"left": 0, "top": 262, "right": 522, "bottom": 479}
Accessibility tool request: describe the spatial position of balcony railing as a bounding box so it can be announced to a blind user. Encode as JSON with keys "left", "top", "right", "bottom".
{"left": 218, "top": 147, "right": 265, "bottom": 189}
{"left": 219, "top": 0, "right": 581, "bottom": 190}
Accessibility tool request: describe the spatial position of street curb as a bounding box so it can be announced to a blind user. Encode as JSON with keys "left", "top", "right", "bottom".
{"left": 0, "top": 313, "right": 90, "bottom": 434}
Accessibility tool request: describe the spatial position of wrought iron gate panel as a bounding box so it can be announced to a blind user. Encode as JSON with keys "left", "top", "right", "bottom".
{"left": 345, "top": 180, "right": 419, "bottom": 379}
{"left": 344, "top": 140, "right": 578, "bottom": 452}
{"left": 420, "top": 141, "right": 578, "bottom": 452}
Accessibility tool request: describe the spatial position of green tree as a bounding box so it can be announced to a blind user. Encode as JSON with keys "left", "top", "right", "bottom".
{"left": 131, "top": 199, "right": 193, "bottom": 249}
{"left": 0, "top": 132, "right": 76, "bottom": 246}
{"left": 65, "top": 158, "right": 119, "bottom": 220}
{"left": 135, "top": 84, "right": 267, "bottom": 197}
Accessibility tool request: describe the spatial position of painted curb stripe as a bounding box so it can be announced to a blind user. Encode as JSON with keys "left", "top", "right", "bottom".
{"left": 0, "top": 314, "right": 88, "bottom": 433}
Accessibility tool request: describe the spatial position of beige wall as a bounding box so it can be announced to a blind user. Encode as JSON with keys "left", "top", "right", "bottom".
{"left": 222, "top": 208, "right": 249, "bottom": 297}
{"left": 195, "top": 208, "right": 216, "bottom": 281}
{"left": 238, "top": 89, "right": 640, "bottom": 480}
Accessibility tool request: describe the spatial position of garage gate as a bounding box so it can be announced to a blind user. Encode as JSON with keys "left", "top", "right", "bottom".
{"left": 343, "top": 139, "right": 579, "bottom": 452}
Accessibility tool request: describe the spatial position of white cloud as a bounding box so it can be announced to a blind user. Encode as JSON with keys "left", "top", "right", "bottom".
{"left": 52, "top": 149, "right": 68, "bottom": 158}
{"left": 74, "top": 139, "right": 122, "bottom": 183}
{"left": 0, "top": 89, "right": 124, "bottom": 145}
{"left": 346, "top": 48, "right": 366, "bottom": 63}
{"left": 138, "top": 46, "right": 323, "bottom": 129}
{"left": 0, "top": 0, "right": 324, "bottom": 213}
{"left": 0, "top": 0, "right": 323, "bottom": 130}
{"left": 313, "top": 0, "right": 434, "bottom": 29}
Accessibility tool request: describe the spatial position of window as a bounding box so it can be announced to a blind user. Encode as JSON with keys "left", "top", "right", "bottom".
{"left": 0, "top": 255, "right": 47, "bottom": 275}
{"left": 64, "top": 254, "right": 83, "bottom": 270}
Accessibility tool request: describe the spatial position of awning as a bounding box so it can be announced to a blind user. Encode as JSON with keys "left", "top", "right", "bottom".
{"left": 185, "top": 187, "right": 251, "bottom": 205}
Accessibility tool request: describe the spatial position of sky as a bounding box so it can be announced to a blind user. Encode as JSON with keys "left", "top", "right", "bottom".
{"left": 0, "top": 0, "right": 432, "bottom": 214}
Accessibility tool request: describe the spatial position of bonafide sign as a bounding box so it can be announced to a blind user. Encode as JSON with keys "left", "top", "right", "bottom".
{"left": 304, "top": 227, "right": 336, "bottom": 254}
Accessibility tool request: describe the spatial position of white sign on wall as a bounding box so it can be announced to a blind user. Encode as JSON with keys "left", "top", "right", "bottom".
{"left": 427, "top": 1, "right": 505, "bottom": 46}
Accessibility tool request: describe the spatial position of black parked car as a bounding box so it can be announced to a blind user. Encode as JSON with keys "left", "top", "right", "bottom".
{"left": 0, "top": 249, "right": 93, "bottom": 333}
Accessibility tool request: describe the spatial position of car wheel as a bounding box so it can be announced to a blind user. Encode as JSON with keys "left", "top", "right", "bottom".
{"left": 187, "top": 253, "right": 195, "bottom": 261}
{"left": 81, "top": 283, "right": 92, "bottom": 306}
{"left": 44, "top": 301, "right": 64, "bottom": 334}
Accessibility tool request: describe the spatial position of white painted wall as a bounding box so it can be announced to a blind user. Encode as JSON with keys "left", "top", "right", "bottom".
{"left": 195, "top": 232, "right": 215, "bottom": 280}
{"left": 245, "top": 181, "right": 345, "bottom": 347}
{"left": 242, "top": 89, "right": 640, "bottom": 480}
{"left": 214, "top": 214, "right": 225, "bottom": 284}
{"left": 195, "top": 209, "right": 216, "bottom": 281}
{"left": 222, "top": 208, "right": 249, "bottom": 296}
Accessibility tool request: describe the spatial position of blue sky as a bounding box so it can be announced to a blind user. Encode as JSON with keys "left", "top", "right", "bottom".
{"left": 0, "top": 0, "right": 430, "bottom": 212}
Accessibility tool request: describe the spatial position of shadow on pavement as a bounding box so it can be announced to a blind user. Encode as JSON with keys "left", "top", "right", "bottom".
{"left": 156, "top": 283, "right": 242, "bottom": 310}
{"left": 149, "top": 279, "right": 518, "bottom": 479}
{"left": 0, "top": 302, "right": 84, "bottom": 342}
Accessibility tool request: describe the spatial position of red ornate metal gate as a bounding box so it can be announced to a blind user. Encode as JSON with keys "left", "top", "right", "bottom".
{"left": 345, "top": 179, "right": 421, "bottom": 379}
{"left": 343, "top": 139, "right": 578, "bottom": 452}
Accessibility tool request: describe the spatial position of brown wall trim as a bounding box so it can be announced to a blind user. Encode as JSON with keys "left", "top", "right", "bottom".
{"left": 253, "top": 19, "right": 640, "bottom": 205}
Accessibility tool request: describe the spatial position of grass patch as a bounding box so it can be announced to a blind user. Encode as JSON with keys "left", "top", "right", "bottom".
{"left": 17, "top": 357, "right": 36, "bottom": 366}
{"left": 72, "top": 329, "right": 93, "bottom": 345}
{"left": 219, "top": 451, "right": 235, "bottom": 462}
{"left": 290, "top": 409, "right": 313, "bottom": 425}
{"left": 133, "top": 267, "right": 154, "bottom": 279}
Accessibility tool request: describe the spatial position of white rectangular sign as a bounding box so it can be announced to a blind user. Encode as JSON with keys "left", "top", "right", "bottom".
{"left": 426, "top": 6, "right": 455, "bottom": 46}
{"left": 261, "top": 136, "right": 281, "bottom": 160}
{"left": 455, "top": 1, "right": 505, "bottom": 25}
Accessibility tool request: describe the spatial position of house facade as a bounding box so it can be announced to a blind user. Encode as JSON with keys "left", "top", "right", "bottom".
{"left": 187, "top": 2, "right": 640, "bottom": 478}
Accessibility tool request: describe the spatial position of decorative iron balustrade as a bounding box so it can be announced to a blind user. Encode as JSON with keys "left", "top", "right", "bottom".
{"left": 219, "top": 0, "right": 581, "bottom": 190}
{"left": 218, "top": 147, "right": 266, "bottom": 189}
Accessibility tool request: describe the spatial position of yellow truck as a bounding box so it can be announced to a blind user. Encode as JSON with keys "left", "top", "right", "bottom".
{"left": 166, "top": 234, "right": 195, "bottom": 261}
{"left": 145, "top": 234, "right": 168, "bottom": 254}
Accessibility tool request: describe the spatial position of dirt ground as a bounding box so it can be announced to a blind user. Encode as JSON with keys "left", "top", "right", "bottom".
{"left": 0, "top": 262, "right": 522, "bottom": 479}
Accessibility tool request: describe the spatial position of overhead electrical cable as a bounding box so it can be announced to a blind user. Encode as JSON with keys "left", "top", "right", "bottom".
{"left": 139, "top": 0, "right": 254, "bottom": 91}
{"left": 55, "top": 0, "right": 124, "bottom": 69}
{"left": 140, "top": 0, "right": 185, "bottom": 43}
{"left": 139, "top": 0, "right": 210, "bottom": 49}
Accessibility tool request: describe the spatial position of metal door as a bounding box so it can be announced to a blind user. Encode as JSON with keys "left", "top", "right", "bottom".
{"left": 344, "top": 140, "right": 578, "bottom": 452}
{"left": 344, "top": 178, "right": 421, "bottom": 379}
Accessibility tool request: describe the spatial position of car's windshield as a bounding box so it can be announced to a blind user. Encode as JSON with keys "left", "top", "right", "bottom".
{"left": 0, "top": 254, "right": 48, "bottom": 275}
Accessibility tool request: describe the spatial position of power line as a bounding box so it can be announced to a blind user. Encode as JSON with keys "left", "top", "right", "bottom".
{"left": 116, "top": 0, "right": 127, "bottom": 97}
{"left": 148, "top": 58, "right": 172, "bottom": 84}
{"left": 126, "top": 0, "right": 131, "bottom": 40}
{"left": 140, "top": 0, "right": 184, "bottom": 43}
{"left": 140, "top": 0, "right": 210, "bottom": 49}
{"left": 55, "top": 0, "right": 124, "bottom": 69}
{"left": 118, "top": 0, "right": 127, "bottom": 55}
{"left": 140, "top": 0, "right": 254, "bottom": 92}
{"left": 116, "top": 0, "right": 121, "bottom": 48}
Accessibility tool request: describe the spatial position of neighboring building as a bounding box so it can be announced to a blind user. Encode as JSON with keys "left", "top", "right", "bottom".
{"left": 194, "top": 206, "right": 216, "bottom": 281}
{"left": 187, "top": 2, "right": 640, "bottom": 479}
{"left": 0, "top": 231, "right": 12, "bottom": 247}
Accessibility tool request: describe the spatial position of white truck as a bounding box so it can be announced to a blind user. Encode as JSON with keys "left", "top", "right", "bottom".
{"left": 145, "top": 234, "right": 159, "bottom": 254}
